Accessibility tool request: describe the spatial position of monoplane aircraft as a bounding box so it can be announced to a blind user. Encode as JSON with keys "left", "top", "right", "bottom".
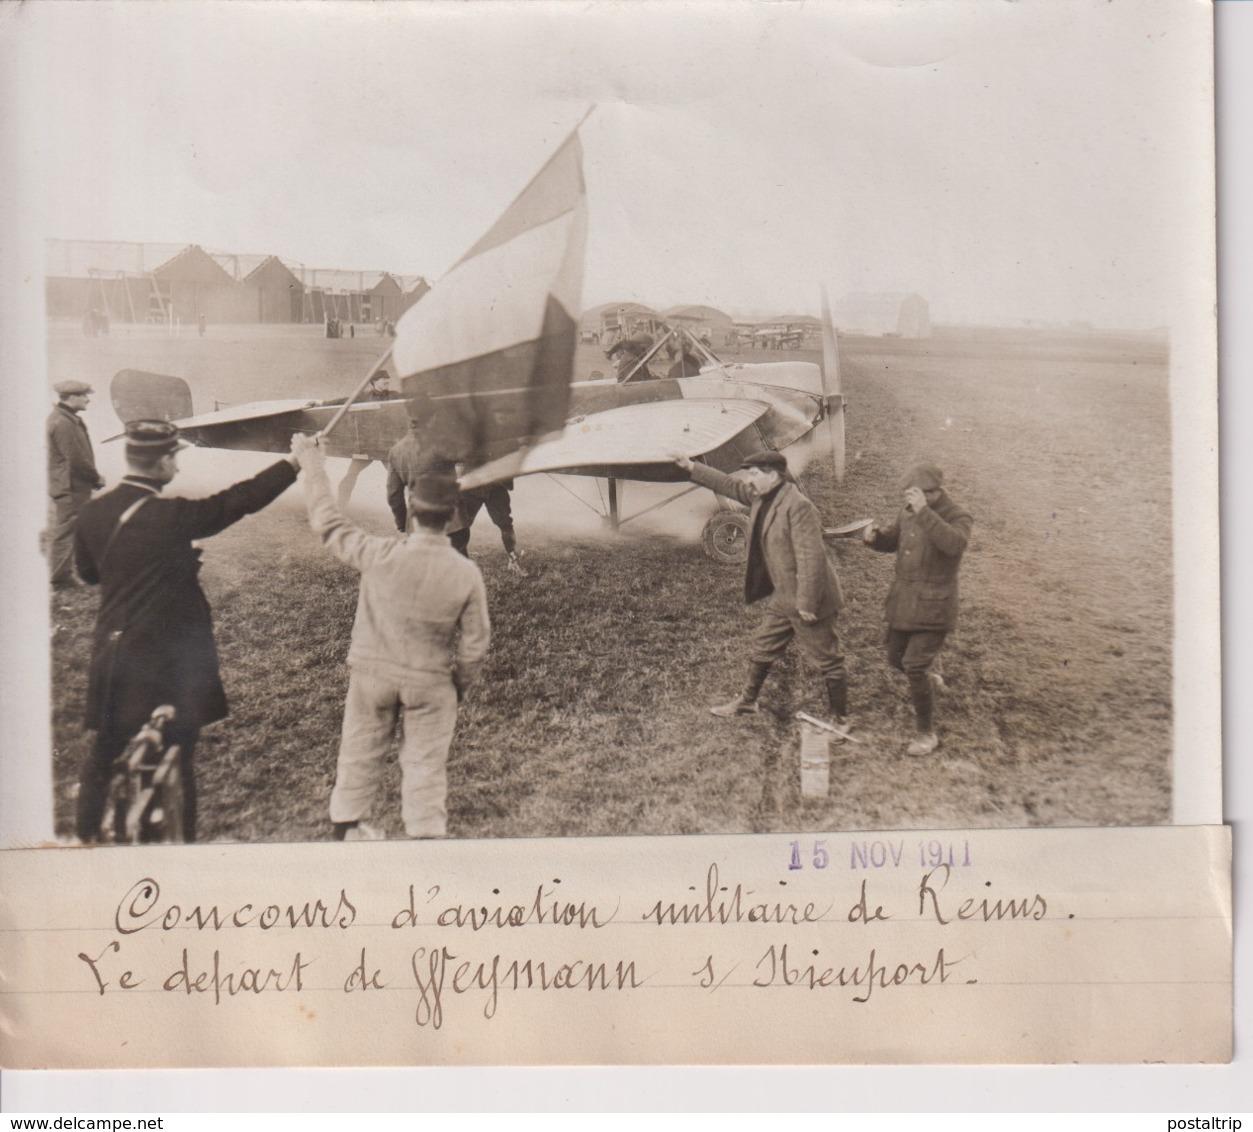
{"left": 109, "top": 303, "right": 846, "bottom": 564}
{"left": 106, "top": 119, "right": 850, "bottom": 563}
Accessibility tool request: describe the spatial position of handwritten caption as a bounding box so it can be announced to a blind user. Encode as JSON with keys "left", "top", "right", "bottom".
{"left": 74, "top": 844, "right": 1049, "bottom": 1031}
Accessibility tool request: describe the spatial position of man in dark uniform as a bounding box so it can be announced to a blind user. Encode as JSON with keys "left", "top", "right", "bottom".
{"left": 449, "top": 476, "right": 527, "bottom": 574}
{"left": 862, "top": 464, "right": 973, "bottom": 755}
{"left": 47, "top": 379, "right": 105, "bottom": 587}
{"left": 73, "top": 420, "right": 302, "bottom": 842}
{"left": 673, "top": 449, "right": 849, "bottom": 731}
{"left": 385, "top": 417, "right": 436, "bottom": 532}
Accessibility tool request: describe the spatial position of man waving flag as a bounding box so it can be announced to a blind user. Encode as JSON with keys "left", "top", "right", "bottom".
{"left": 390, "top": 122, "right": 588, "bottom": 486}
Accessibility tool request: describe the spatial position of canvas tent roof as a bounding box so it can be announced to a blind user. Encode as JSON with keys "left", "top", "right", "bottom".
{"left": 152, "top": 245, "right": 236, "bottom": 284}
{"left": 586, "top": 300, "right": 658, "bottom": 317}
{"left": 662, "top": 304, "right": 733, "bottom": 326}
{"left": 243, "top": 255, "right": 303, "bottom": 287}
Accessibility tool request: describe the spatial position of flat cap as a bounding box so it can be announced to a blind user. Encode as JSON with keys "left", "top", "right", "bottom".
{"left": 899, "top": 464, "right": 944, "bottom": 491}
{"left": 124, "top": 419, "right": 186, "bottom": 456}
{"left": 740, "top": 450, "right": 789, "bottom": 474}
{"left": 54, "top": 380, "right": 94, "bottom": 396}
{"left": 407, "top": 469, "right": 460, "bottom": 512}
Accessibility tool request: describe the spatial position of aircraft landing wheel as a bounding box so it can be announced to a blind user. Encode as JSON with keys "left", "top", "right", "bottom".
{"left": 702, "top": 511, "right": 750, "bottom": 564}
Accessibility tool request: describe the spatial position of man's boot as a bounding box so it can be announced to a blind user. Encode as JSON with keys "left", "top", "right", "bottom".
{"left": 824, "top": 677, "right": 853, "bottom": 741}
{"left": 906, "top": 670, "right": 939, "bottom": 755}
{"left": 710, "top": 661, "right": 771, "bottom": 718}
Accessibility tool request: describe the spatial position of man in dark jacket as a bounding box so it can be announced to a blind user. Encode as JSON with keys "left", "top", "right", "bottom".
{"left": 449, "top": 479, "right": 526, "bottom": 574}
{"left": 606, "top": 329, "right": 654, "bottom": 382}
{"left": 863, "top": 463, "right": 973, "bottom": 755}
{"left": 73, "top": 420, "right": 302, "bottom": 842}
{"left": 385, "top": 418, "right": 431, "bottom": 532}
{"left": 674, "top": 449, "right": 849, "bottom": 731}
{"left": 47, "top": 380, "right": 105, "bottom": 587}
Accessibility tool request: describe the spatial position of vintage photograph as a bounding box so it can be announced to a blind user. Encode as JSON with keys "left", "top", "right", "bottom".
{"left": 18, "top": 0, "right": 1216, "bottom": 846}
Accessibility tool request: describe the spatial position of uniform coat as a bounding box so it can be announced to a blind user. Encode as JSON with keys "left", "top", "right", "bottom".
{"left": 866, "top": 490, "right": 972, "bottom": 631}
{"left": 74, "top": 461, "right": 298, "bottom": 734}
{"left": 689, "top": 462, "right": 843, "bottom": 617}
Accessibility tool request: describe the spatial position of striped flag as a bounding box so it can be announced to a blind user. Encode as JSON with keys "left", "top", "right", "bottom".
{"left": 391, "top": 126, "right": 588, "bottom": 478}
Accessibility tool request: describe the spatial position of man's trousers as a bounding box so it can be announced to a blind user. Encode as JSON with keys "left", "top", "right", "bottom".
{"left": 330, "top": 667, "right": 459, "bottom": 838}
{"left": 48, "top": 491, "right": 90, "bottom": 584}
{"left": 451, "top": 486, "right": 516, "bottom": 555}
{"left": 748, "top": 606, "right": 846, "bottom": 680}
{"left": 886, "top": 628, "right": 947, "bottom": 732}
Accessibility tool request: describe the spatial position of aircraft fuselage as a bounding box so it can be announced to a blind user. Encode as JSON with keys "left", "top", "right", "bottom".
{"left": 166, "top": 361, "right": 828, "bottom": 481}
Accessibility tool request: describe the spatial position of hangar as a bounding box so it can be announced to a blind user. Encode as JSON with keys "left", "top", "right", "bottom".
{"left": 46, "top": 239, "right": 186, "bottom": 325}
{"left": 45, "top": 239, "right": 429, "bottom": 328}
{"left": 833, "top": 292, "right": 931, "bottom": 338}
{"left": 296, "top": 269, "right": 429, "bottom": 327}
{"left": 662, "top": 304, "right": 733, "bottom": 331}
{"left": 152, "top": 244, "right": 254, "bottom": 324}
{"left": 245, "top": 256, "right": 306, "bottom": 324}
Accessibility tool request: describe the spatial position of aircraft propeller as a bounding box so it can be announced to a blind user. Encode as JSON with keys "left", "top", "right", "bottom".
{"left": 819, "top": 284, "right": 847, "bottom": 482}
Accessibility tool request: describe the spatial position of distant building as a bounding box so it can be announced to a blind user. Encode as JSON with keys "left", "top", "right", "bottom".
{"left": 45, "top": 239, "right": 429, "bottom": 327}
{"left": 46, "top": 240, "right": 185, "bottom": 324}
{"left": 662, "top": 304, "right": 733, "bottom": 332}
{"left": 581, "top": 301, "right": 667, "bottom": 344}
{"left": 369, "top": 272, "right": 430, "bottom": 325}
{"left": 833, "top": 292, "right": 931, "bottom": 338}
{"left": 245, "top": 255, "right": 305, "bottom": 323}
{"left": 151, "top": 244, "right": 254, "bottom": 324}
{"left": 294, "top": 268, "right": 429, "bottom": 326}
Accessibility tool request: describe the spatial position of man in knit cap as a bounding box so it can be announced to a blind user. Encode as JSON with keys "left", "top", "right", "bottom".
{"left": 863, "top": 463, "right": 973, "bottom": 755}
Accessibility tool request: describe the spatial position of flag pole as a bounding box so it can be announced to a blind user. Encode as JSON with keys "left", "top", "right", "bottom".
{"left": 331, "top": 107, "right": 593, "bottom": 447}
{"left": 317, "top": 347, "right": 394, "bottom": 441}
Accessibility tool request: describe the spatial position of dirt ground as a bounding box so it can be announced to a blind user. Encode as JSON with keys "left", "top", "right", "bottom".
{"left": 46, "top": 320, "right": 1174, "bottom": 840}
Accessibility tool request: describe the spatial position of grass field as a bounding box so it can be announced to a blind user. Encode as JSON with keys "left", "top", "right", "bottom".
{"left": 47, "top": 321, "right": 1173, "bottom": 840}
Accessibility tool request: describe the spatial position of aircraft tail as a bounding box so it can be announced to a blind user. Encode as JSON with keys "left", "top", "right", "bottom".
{"left": 110, "top": 370, "right": 195, "bottom": 425}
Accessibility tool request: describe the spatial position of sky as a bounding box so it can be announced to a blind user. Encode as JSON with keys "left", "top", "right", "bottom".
{"left": 5, "top": 0, "right": 1215, "bottom": 327}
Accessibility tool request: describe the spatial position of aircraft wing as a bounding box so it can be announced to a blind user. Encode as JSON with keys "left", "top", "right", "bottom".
{"left": 460, "top": 398, "right": 769, "bottom": 487}
{"left": 174, "top": 400, "right": 324, "bottom": 429}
